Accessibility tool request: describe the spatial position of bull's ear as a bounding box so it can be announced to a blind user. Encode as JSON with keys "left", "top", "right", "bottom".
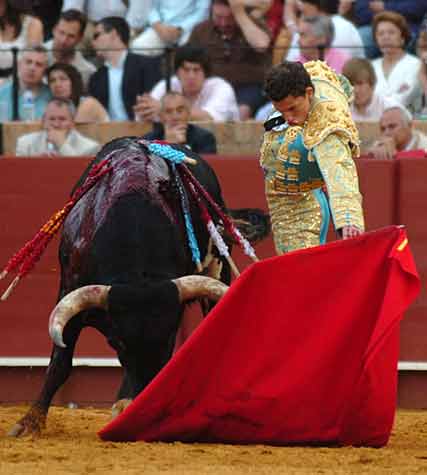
{"left": 227, "top": 208, "right": 271, "bottom": 243}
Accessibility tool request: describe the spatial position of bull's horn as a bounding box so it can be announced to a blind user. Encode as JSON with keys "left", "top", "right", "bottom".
{"left": 172, "top": 276, "right": 229, "bottom": 303}
{"left": 49, "top": 285, "right": 110, "bottom": 348}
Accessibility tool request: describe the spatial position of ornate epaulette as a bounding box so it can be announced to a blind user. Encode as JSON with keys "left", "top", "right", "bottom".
{"left": 303, "top": 99, "right": 360, "bottom": 156}
{"left": 304, "top": 61, "right": 343, "bottom": 90}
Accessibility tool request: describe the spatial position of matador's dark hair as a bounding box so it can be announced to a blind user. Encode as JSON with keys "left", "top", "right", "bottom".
{"left": 264, "top": 61, "right": 314, "bottom": 101}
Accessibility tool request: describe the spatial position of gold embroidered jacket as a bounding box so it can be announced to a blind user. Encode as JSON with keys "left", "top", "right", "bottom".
{"left": 260, "top": 61, "right": 364, "bottom": 231}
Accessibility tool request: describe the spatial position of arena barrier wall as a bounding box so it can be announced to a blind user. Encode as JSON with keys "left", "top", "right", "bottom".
{"left": 3, "top": 120, "right": 427, "bottom": 156}
{"left": 0, "top": 155, "right": 426, "bottom": 408}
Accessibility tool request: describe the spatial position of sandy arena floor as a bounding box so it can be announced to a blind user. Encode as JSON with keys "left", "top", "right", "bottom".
{"left": 1, "top": 406, "right": 427, "bottom": 474}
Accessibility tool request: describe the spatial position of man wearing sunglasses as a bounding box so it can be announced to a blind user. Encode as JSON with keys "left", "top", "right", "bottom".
{"left": 88, "top": 16, "right": 163, "bottom": 121}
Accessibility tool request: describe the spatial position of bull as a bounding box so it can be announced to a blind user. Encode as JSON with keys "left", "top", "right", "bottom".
{"left": 7, "top": 137, "right": 269, "bottom": 437}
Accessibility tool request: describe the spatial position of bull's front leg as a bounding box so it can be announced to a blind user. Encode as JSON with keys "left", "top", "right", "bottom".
{"left": 8, "top": 316, "right": 83, "bottom": 437}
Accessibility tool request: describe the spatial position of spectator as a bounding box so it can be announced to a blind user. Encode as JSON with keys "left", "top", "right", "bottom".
{"left": 371, "top": 11, "right": 423, "bottom": 109}
{"left": 131, "top": 0, "right": 211, "bottom": 56}
{"left": 295, "top": 15, "right": 351, "bottom": 73}
{"left": 247, "top": 0, "right": 274, "bottom": 20}
{"left": 30, "top": 0, "right": 62, "bottom": 41}
{"left": 134, "top": 46, "right": 239, "bottom": 122}
{"left": 0, "top": 0, "right": 44, "bottom": 72}
{"left": 47, "top": 63, "right": 109, "bottom": 123}
{"left": 61, "top": 1, "right": 150, "bottom": 52}
{"left": 88, "top": 16, "right": 163, "bottom": 121}
{"left": 348, "top": 0, "right": 427, "bottom": 58}
{"left": 61, "top": 0, "right": 149, "bottom": 31}
{"left": 411, "top": 27, "right": 427, "bottom": 117}
{"left": 44, "top": 9, "right": 96, "bottom": 89}
{"left": 342, "top": 57, "right": 390, "bottom": 121}
{"left": 143, "top": 91, "right": 217, "bottom": 154}
{"left": 0, "top": 46, "right": 51, "bottom": 121}
{"left": 265, "top": 0, "right": 294, "bottom": 65}
{"left": 187, "top": 0, "right": 272, "bottom": 120}
{"left": 15, "top": 97, "right": 100, "bottom": 156}
{"left": 286, "top": 0, "right": 365, "bottom": 62}
{"left": 367, "top": 103, "right": 427, "bottom": 159}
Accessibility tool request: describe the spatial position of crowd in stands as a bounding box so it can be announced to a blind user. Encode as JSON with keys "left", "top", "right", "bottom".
{"left": 0, "top": 0, "right": 425, "bottom": 159}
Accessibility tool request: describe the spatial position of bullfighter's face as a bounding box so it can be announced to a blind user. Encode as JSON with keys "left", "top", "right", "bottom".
{"left": 272, "top": 87, "right": 314, "bottom": 127}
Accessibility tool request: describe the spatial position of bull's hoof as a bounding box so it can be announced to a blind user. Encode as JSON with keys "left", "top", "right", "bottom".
{"left": 7, "top": 407, "right": 46, "bottom": 438}
{"left": 111, "top": 398, "right": 133, "bottom": 419}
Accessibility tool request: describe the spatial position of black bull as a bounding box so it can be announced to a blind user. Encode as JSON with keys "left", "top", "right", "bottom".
{"left": 8, "top": 138, "right": 269, "bottom": 437}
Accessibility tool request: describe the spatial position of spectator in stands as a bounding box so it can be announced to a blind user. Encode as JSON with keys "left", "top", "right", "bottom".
{"left": 61, "top": 0, "right": 149, "bottom": 32}
{"left": 0, "top": 0, "right": 44, "bottom": 72}
{"left": 61, "top": 0, "right": 150, "bottom": 53}
{"left": 143, "top": 91, "right": 217, "bottom": 154}
{"left": 15, "top": 97, "right": 100, "bottom": 156}
{"left": 346, "top": 0, "right": 427, "bottom": 59}
{"left": 265, "top": 0, "right": 293, "bottom": 65}
{"left": 44, "top": 10, "right": 96, "bottom": 90}
{"left": 294, "top": 15, "right": 351, "bottom": 73}
{"left": 134, "top": 46, "right": 239, "bottom": 122}
{"left": 367, "top": 103, "right": 427, "bottom": 159}
{"left": 30, "top": 0, "right": 62, "bottom": 41}
{"left": 411, "top": 27, "right": 427, "bottom": 118}
{"left": 286, "top": 0, "right": 365, "bottom": 62}
{"left": 88, "top": 16, "right": 163, "bottom": 121}
{"left": 187, "top": 0, "right": 272, "bottom": 120}
{"left": 47, "top": 63, "right": 109, "bottom": 123}
{"left": 371, "top": 12, "right": 423, "bottom": 110}
{"left": 131, "top": 0, "right": 210, "bottom": 56}
{"left": 0, "top": 46, "right": 51, "bottom": 121}
{"left": 342, "top": 57, "right": 390, "bottom": 121}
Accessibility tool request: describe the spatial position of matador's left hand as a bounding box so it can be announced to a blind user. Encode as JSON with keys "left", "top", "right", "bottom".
{"left": 341, "top": 225, "right": 362, "bottom": 239}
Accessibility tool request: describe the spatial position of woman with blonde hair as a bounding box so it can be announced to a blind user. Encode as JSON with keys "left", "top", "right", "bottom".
{"left": 47, "top": 63, "right": 109, "bottom": 123}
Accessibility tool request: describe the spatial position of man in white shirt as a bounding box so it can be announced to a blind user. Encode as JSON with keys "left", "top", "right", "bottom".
{"left": 44, "top": 9, "right": 96, "bottom": 89}
{"left": 133, "top": 46, "right": 239, "bottom": 122}
{"left": 131, "top": 0, "right": 210, "bottom": 56}
{"left": 368, "top": 103, "right": 427, "bottom": 159}
{"left": 16, "top": 97, "right": 100, "bottom": 157}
